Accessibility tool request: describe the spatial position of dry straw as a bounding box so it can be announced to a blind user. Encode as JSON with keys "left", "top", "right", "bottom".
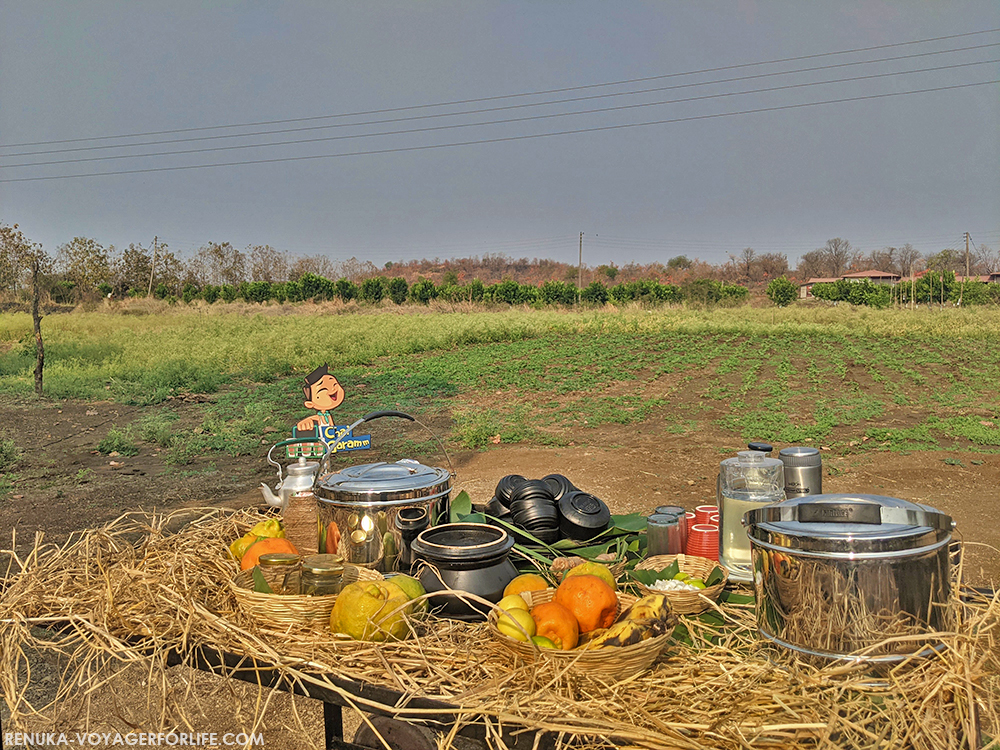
{"left": 1, "top": 508, "right": 998, "bottom": 750}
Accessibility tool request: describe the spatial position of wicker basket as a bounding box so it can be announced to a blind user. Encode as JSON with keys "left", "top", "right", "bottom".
{"left": 231, "top": 564, "right": 383, "bottom": 629}
{"left": 634, "top": 554, "right": 729, "bottom": 615}
{"left": 488, "top": 588, "right": 670, "bottom": 681}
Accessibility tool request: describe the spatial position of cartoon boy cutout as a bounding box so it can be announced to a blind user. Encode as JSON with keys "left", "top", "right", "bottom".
{"left": 297, "top": 364, "right": 346, "bottom": 430}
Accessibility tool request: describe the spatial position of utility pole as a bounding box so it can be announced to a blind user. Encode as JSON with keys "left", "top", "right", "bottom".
{"left": 147, "top": 236, "right": 158, "bottom": 297}
{"left": 960, "top": 231, "right": 970, "bottom": 306}
{"left": 578, "top": 232, "right": 584, "bottom": 289}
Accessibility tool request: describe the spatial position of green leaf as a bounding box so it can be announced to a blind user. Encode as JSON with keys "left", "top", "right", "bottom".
{"left": 450, "top": 490, "right": 472, "bottom": 523}
{"left": 251, "top": 566, "right": 273, "bottom": 594}
{"left": 627, "top": 559, "right": 678, "bottom": 585}
{"left": 705, "top": 565, "right": 726, "bottom": 587}
{"left": 719, "top": 590, "right": 755, "bottom": 605}
{"left": 610, "top": 513, "right": 648, "bottom": 532}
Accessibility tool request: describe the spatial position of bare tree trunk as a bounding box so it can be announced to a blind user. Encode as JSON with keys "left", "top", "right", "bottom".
{"left": 31, "top": 255, "right": 44, "bottom": 395}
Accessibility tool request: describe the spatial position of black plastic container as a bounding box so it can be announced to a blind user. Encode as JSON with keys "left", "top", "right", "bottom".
{"left": 494, "top": 475, "right": 527, "bottom": 508}
{"left": 558, "top": 491, "right": 612, "bottom": 541}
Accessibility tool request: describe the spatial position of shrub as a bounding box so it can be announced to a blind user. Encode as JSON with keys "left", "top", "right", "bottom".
{"left": 242, "top": 281, "right": 273, "bottom": 303}
{"left": 153, "top": 283, "right": 171, "bottom": 300}
{"left": 766, "top": 277, "right": 798, "bottom": 307}
{"left": 409, "top": 278, "right": 437, "bottom": 305}
{"left": 468, "top": 278, "right": 485, "bottom": 302}
{"left": 539, "top": 280, "right": 578, "bottom": 306}
{"left": 219, "top": 284, "right": 238, "bottom": 303}
{"left": 387, "top": 277, "right": 408, "bottom": 305}
{"left": 181, "top": 283, "right": 199, "bottom": 304}
{"left": 580, "top": 281, "right": 609, "bottom": 305}
{"left": 200, "top": 284, "right": 220, "bottom": 304}
{"left": 489, "top": 279, "right": 520, "bottom": 305}
{"left": 360, "top": 276, "right": 387, "bottom": 303}
{"left": 334, "top": 278, "right": 357, "bottom": 302}
{"left": 300, "top": 273, "right": 335, "bottom": 301}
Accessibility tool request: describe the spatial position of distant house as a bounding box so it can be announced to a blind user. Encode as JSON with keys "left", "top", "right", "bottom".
{"left": 841, "top": 270, "right": 901, "bottom": 285}
{"left": 798, "top": 277, "right": 839, "bottom": 299}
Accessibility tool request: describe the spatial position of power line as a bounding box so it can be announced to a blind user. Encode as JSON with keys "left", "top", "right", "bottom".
{"left": 7, "top": 57, "right": 995, "bottom": 170}
{"left": 6, "top": 41, "right": 998, "bottom": 158}
{"left": 2, "top": 78, "right": 995, "bottom": 184}
{"left": 2, "top": 27, "right": 998, "bottom": 150}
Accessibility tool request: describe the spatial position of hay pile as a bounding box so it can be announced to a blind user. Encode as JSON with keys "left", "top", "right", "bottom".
{"left": 1, "top": 508, "right": 997, "bottom": 750}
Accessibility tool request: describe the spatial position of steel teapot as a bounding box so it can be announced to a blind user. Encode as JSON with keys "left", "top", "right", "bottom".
{"left": 260, "top": 438, "right": 331, "bottom": 512}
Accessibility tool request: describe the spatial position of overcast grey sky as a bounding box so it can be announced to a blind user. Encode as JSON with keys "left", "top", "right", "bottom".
{"left": 1, "top": 1, "right": 998, "bottom": 270}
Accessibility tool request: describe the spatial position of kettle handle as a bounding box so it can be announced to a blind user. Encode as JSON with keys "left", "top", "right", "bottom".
{"left": 266, "top": 437, "right": 332, "bottom": 481}
{"left": 744, "top": 502, "right": 954, "bottom": 530}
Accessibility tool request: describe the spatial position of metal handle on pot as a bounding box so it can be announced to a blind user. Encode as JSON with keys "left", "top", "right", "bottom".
{"left": 318, "top": 410, "right": 456, "bottom": 479}
{"left": 743, "top": 501, "right": 954, "bottom": 531}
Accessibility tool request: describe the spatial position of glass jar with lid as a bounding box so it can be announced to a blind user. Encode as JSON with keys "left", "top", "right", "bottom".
{"left": 300, "top": 554, "right": 345, "bottom": 597}
{"left": 257, "top": 552, "right": 301, "bottom": 594}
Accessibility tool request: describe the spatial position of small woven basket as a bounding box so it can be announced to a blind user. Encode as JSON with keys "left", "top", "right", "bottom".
{"left": 634, "top": 554, "right": 729, "bottom": 615}
{"left": 488, "top": 588, "right": 670, "bottom": 681}
{"left": 231, "top": 564, "right": 383, "bottom": 629}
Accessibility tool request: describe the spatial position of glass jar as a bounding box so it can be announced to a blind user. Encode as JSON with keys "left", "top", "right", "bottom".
{"left": 300, "top": 554, "right": 345, "bottom": 597}
{"left": 257, "top": 552, "right": 301, "bottom": 594}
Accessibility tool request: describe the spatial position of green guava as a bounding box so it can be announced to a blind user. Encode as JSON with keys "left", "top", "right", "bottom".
{"left": 330, "top": 581, "right": 413, "bottom": 642}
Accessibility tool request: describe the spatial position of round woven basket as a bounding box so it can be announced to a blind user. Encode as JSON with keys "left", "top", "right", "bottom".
{"left": 488, "top": 588, "right": 670, "bottom": 681}
{"left": 634, "top": 554, "right": 729, "bottom": 615}
{"left": 231, "top": 564, "right": 383, "bottom": 629}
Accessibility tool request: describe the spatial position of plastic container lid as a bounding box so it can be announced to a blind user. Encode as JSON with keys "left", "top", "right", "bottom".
{"left": 558, "top": 491, "right": 612, "bottom": 540}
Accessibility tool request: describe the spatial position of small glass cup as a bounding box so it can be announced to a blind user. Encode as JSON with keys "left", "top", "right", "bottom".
{"left": 257, "top": 552, "right": 301, "bottom": 594}
{"left": 647, "top": 513, "right": 684, "bottom": 556}
{"left": 300, "top": 554, "right": 345, "bottom": 597}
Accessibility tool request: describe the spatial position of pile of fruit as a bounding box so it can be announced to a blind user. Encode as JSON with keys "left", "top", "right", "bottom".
{"left": 228, "top": 518, "right": 299, "bottom": 569}
{"left": 493, "top": 562, "right": 674, "bottom": 651}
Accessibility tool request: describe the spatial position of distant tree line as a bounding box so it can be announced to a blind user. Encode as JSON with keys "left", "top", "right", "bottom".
{"left": 2, "top": 224, "right": 995, "bottom": 308}
{"left": 811, "top": 271, "right": 1000, "bottom": 308}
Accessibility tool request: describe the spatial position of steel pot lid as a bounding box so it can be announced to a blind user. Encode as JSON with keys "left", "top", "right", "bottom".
{"left": 316, "top": 459, "right": 452, "bottom": 505}
{"left": 411, "top": 522, "right": 515, "bottom": 565}
{"left": 743, "top": 493, "right": 954, "bottom": 555}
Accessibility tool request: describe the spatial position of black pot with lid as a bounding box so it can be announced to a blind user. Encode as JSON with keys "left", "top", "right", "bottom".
{"left": 410, "top": 522, "right": 518, "bottom": 621}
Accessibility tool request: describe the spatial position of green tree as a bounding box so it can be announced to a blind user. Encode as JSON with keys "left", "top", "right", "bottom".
{"left": 580, "top": 280, "right": 609, "bottom": 305}
{"left": 387, "top": 277, "right": 408, "bottom": 305}
{"left": 408, "top": 278, "right": 437, "bottom": 305}
{"left": 334, "top": 278, "right": 358, "bottom": 302}
{"left": 667, "top": 255, "right": 692, "bottom": 271}
{"left": 56, "top": 237, "right": 113, "bottom": 298}
{"left": 360, "top": 276, "right": 388, "bottom": 303}
{"left": 766, "top": 277, "right": 798, "bottom": 307}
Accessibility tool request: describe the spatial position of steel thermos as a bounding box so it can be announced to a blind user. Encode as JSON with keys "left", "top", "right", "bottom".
{"left": 778, "top": 446, "right": 823, "bottom": 498}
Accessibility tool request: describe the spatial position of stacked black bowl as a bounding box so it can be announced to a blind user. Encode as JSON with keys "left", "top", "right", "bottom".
{"left": 494, "top": 474, "right": 527, "bottom": 509}
{"left": 508, "top": 480, "right": 560, "bottom": 544}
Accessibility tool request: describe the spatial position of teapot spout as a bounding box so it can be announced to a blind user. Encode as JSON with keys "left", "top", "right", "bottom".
{"left": 260, "top": 483, "right": 288, "bottom": 512}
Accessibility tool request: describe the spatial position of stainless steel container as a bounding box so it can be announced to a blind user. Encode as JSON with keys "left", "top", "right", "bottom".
{"left": 314, "top": 459, "right": 451, "bottom": 572}
{"left": 778, "top": 446, "right": 822, "bottom": 498}
{"left": 743, "top": 494, "right": 955, "bottom": 663}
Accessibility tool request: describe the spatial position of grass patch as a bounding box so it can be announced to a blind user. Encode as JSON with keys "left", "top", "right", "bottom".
{"left": 0, "top": 437, "right": 22, "bottom": 472}
{"left": 97, "top": 426, "right": 140, "bottom": 456}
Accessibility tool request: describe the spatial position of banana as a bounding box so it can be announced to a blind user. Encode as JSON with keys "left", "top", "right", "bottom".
{"left": 583, "top": 617, "right": 665, "bottom": 649}
{"left": 622, "top": 593, "right": 673, "bottom": 624}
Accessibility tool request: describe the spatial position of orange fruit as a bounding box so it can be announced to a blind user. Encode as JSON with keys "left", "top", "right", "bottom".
{"left": 530, "top": 601, "right": 579, "bottom": 650}
{"left": 553, "top": 574, "right": 618, "bottom": 633}
{"left": 503, "top": 573, "right": 549, "bottom": 599}
{"left": 240, "top": 536, "right": 299, "bottom": 570}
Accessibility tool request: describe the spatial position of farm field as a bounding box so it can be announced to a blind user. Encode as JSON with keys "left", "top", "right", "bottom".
{"left": 1, "top": 301, "right": 999, "bottom": 584}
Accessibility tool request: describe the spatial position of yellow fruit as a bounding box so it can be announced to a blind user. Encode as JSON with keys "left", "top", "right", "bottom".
{"left": 389, "top": 574, "right": 428, "bottom": 613}
{"left": 503, "top": 573, "right": 550, "bottom": 599}
{"left": 531, "top": 635, "right": 557, "bottom": 649}
{"left": 563, "top": 561, "right": 617, "bottom": 591}
{"left": 229, "top": 533, "right": 260, "bottom": 561}
{"left": 687, "top": 578, "right": 706, "bottom": 589}
{"left": 585, "top": 618, "right": 663, "bottom": 649}
{"left": 626, "top": 594, "right": 673, "bottom": 623}
{"left": 330, "top": 581, "right": 413, "bottom": 642}
{"left": 497, "top": 608, "right": 536, "bottom": 641}
{"left": 497, "top": 594, "right": 529, "bottom": 613}
{"left": 249, "top": 519, "right": 285, "bottom": 539}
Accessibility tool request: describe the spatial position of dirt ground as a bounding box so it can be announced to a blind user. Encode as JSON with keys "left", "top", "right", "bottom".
{"left": 1, "top": 395, "right": 998, "bottom": 748}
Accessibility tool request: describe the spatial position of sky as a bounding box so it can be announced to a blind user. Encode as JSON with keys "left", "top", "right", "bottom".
{"left": 1, "top": 1, "right": 998, "bottom": 271}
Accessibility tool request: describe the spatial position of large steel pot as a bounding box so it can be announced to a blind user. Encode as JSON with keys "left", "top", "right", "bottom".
{"left": 315, "top": 458, "right": 451, "bottom": 572}
{"left": 312, "top": 410, "right": 454, "bottom": 573}
{"left": 743, "top": 494, "right": 955, "bottom": 663}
